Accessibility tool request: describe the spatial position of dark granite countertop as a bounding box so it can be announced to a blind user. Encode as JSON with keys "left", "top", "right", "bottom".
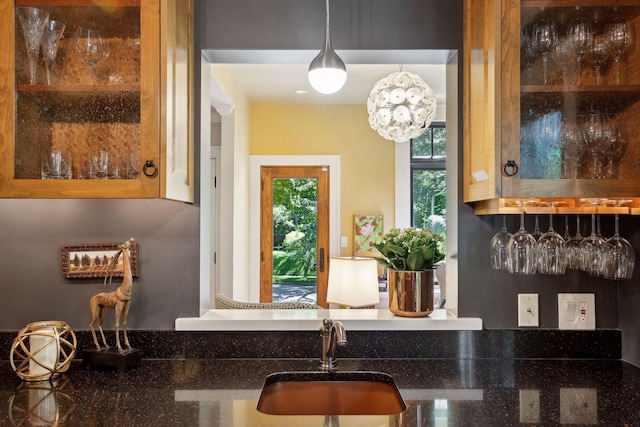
{"left": 1, "top": 357, "right": 640, "bottom": 426}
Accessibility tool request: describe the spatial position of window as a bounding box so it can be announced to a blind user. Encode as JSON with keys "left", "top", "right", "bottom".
{"left": 410, "top": 123, "right": 446, "bottom": 233}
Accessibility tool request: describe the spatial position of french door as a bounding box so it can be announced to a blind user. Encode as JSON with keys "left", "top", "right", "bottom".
{"left": 259, "top": 166, "right": 330, "bottom": 307}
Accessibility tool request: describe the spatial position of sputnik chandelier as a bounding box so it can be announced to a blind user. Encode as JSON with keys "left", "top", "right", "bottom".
{"left": 367, "top": 70, "right": 437, "bottom": 143}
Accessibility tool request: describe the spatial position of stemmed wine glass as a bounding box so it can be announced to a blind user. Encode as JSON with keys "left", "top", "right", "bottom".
{"left": 16, "top": 7, "right": 50, "bottom": 85}
{"left": 537, "top": 213, "right": 566, "bottom": 274}
{"left": 581, "top": 111, "right": 612, "bottom": 179}
{"left": 491, "top": 215, "right": 512, "bottom": 270}
{"left": 607, "top": 18, "right": 633, "bottom": 85}
{"left": 560, "top": 120, "right": 582, "bottom": 179}
{"left": 565, "top": 216, "right": 584, "bottom": 269}
{"left": 507, "top": 203, "right": 537, "bottom": 275}
{"left": 604, "top": 125, "right": 628, "bottom": 179}
{"left": 551, "top": 36, "right": 575, "bottom": 85}
{"left": 41, "top": 20, "right": 66, "bottom": 85}
{"left": 568, "top": 17, "right": 592, "bottom": 85}
{"left": 563, "top": 215, "right": 571, "bottom": 241}
{"left": 587, "top": 33, "right": 612, "bottom": 85}
{"left": 532, "top": 215, "right": 542, "bottom": 240}
{"left": 521, "top": 24, "right": 537, "bottom": 83}
{"left": 605, "top": 213, "right": 635, "bottom": 280}
{"left": 532, "top": 17, "right": 558, "bottom": 85}
{"left": 73, "top": 24, "right": 110, "bottom": 83}
{"left": 578, "top": 213, "right": 609, "bottom": 276}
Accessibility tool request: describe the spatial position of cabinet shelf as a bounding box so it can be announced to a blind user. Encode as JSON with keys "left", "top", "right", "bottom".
{"left": 523, "top": 0, "right": 639, "bottom": 7}
{"left": 474, "top": 197, "right": 640, "bottom": 215}
{"left": 16, "top": 0, "right": 140, "bottom": 7}
{"left": 17, "top": 84, "right": 139, "bottom": 93}
{"left": 521, "top": 85, "right": 640, "bottom": 116}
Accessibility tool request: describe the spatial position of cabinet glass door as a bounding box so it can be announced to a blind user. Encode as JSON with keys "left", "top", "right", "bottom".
{"left": 519, "top": 3, "right": 640, "bottom": 182}
{"left": 14, "top": 3, "right": 141, "bottom": 181}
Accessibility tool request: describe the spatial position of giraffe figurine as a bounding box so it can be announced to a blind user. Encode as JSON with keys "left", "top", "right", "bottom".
{"left": 89, "top": 238, "right": 135, "bottom": 352}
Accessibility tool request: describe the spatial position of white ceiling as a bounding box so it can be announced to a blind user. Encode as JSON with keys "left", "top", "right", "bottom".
{"left": 206, "top": 50, "right": 451, "bottom": 106}
{"left": 221, "top": 63, "right": 447, "bottom": 105}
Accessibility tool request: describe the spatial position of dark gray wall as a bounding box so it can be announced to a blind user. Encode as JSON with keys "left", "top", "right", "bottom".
{"left": 2, "top": 1, "right": 638, "bottom": 365}
{"left": 0, "top": 199, "right": 199, "bottom": 331}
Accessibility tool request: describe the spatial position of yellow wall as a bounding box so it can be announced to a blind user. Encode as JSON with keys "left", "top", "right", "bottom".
{"left": 250, "top": 103, "right": 395, "bottom": 256}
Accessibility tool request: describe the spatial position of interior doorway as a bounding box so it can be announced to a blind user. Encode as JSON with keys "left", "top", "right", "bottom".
{"left": 259, "top": 166, "right": 330, "bottom": 307}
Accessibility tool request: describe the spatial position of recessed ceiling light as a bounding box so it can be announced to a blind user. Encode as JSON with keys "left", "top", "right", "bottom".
{"left": 294, "top": 89, "right": 308, "bottom": 95}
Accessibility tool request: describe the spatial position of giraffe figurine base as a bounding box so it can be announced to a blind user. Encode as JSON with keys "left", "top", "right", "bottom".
{"left": 82, "top": 348, "right": 142, "bottom": 373}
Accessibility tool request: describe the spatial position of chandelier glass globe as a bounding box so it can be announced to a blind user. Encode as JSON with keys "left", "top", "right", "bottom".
{"left": 367, "top": 71, "right": 437, "bottom": 143}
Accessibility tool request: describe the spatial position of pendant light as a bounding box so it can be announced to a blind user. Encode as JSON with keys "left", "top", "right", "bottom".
{"left": 367, "top": 70, "right": 437, "bottom": 143}
{"left": 308, "top": 0, "right": 346, "bottom": 94}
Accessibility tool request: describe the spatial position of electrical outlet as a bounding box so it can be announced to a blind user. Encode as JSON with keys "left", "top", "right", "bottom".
{"left": 558, "top": 293, "right": 595, "bottom": 330}
{"left": 518, "top": 294, "right": 539, "bottom": 327}
{"left": 560, "top": 388, "right": 598, "bottom": 424}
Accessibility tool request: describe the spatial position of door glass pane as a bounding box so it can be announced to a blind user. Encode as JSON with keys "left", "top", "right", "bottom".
{"left": 271, "top": 177, "right": 318, "bottom": 303}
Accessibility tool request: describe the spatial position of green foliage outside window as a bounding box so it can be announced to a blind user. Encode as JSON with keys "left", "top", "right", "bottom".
{"left": 411, "top": 125, "right": 447, "bottom": 236}
{"left": 272, "top": 178, "right": 318, "bottom": 278}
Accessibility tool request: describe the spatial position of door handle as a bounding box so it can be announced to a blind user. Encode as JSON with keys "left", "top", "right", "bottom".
{"left": 319, "top": 248, "right": 325, "bottom": 272}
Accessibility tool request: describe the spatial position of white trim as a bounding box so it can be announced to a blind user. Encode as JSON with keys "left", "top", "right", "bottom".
{"left": 248, "top": 155, "right": 340, "bottom": 303}
{"left": 394, "top": 142, "right": 411, "bottom": 229}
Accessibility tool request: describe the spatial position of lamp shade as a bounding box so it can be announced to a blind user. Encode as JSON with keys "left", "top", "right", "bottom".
{"left": 367, "top": 71, "right": 437, "bottom": 143}
{"left": 327, "top": 257, "right": 380, "bottom": 307}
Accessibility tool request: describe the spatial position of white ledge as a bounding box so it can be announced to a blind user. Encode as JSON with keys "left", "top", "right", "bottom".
{"left": 175, "top": 309, "right": 482, "bottom": 331}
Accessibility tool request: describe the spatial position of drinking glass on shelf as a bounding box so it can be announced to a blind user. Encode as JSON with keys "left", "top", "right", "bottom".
{"left": 605, "top": 214, "right": 635, "bottom": 280}
{"left": 532, "top": 17, "right": 558, "bottom": 85}
{"left": 607, "top": 18, "right": 633, "bottom": 85}
{"left": 41, "top": 150, "right": 71, "bottom": 180}
{"left": 89, "top": 151, "right": 109, "bottom": 179}
{"left": 563, "top": 215, "right": 571, "bottom": 241}
{"left": 490, "top": 215, "right": 512, "bottom": 270}
{"left": 507, "top": 205, "right": 537, "bottom": 275}
{"left": 41, "top": 20, "right": 66, "bottom": 85}
{"left": 587, "top": 33, "right": 612, "bottom": 85}
{"left": 16, "top": 7, "right": 50, "bottom": 85}
{"left": 565, "top": 216, "right": 584, "bottom": 270}
{"left": 41, "top": 150, "right": 61, "bottom": 180}
{"left": 73, "top": 24, "right": 110, "bottom": 82}
{"left": 567, "top": 17, "right": 592, "bottom": 85}
{"left": 537, "top": 214, "right": 566, "bottom": 274}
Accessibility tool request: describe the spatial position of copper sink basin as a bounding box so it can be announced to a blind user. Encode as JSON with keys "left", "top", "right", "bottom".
{"left": 256, "top": 371, "right": 406, "bottom": 416}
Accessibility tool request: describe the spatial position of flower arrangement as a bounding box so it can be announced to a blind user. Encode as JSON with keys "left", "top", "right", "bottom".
{"left": 374, "top": 227, "right": 445, "bottom": 271}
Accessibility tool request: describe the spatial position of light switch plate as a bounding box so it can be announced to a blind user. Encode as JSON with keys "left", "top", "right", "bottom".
{"left": 518, "top": 294, "right": 539, "bottom": 327}
{"left": 558, "top": 293, "right": 595, "bottom": 330}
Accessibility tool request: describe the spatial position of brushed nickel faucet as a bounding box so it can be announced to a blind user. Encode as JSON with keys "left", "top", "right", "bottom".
{"left": 319, "top": 318, "right": 347, "bottom": 371}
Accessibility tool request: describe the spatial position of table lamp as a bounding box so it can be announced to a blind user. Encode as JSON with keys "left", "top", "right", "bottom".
{"left": 326, "top": 257, "right": 380, "bottom": 308}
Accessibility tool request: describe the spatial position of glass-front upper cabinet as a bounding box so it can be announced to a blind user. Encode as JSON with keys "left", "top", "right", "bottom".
{"left": 0, "top": 0, "right": 187, "bottom": 199}
{"left": 464, "top": 0, "right": 640, "bottom": 213}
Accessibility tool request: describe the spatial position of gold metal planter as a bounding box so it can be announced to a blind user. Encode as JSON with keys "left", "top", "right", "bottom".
{"left": 388, "top": 270, "right": 434, "bottom": 317}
